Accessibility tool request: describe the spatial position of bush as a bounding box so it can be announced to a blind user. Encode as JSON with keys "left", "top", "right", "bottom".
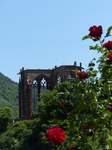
{"left": 0, "top": 107, "right": 13, "bottom": 134}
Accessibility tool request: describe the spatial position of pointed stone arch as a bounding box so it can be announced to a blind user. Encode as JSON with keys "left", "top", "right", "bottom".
{"left": 54, "top": 72, "right": 62, "bottom": 85}
{"left": 32, "top": 73, "right": 50, "bottom": 97}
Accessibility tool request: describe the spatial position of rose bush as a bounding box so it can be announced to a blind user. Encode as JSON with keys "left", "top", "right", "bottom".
{"left": 64, "top": 25, "right": 112, "bottom": 149}
{"left": 46, "top": 25, "right": 112, "bottom": 149}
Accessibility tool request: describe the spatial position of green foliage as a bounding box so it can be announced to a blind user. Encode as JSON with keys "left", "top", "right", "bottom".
{"left": 0, "top": 72, "right": 19, "bottom": 118}
{"left": 59, "top": 26, "right": 112, "bottom": 149}
{"left": 1, "top": 26, "right": 112, "bottom": 150}
{"left": 0, "top": 118, "right": 40, "bottom": 150}
{"left": 0, "top": 107, "right": 13, "bottom": 134}
{"left": 38, "top": 82, "right": 74, "bottom": 121}
{"left": 35, "top": 82, "right": 75, "bottom": 149}
{"left": 0, "top": 82, "right": 75, "bottom": 150}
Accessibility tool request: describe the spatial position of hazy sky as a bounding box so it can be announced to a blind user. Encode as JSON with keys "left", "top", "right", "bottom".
{"left": 0, "top": 0, "right": 112, "bottom": 82}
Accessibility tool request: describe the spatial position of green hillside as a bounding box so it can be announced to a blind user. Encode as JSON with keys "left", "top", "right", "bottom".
{"left": 0, "top": 72, "right": 19, "bottom": 118}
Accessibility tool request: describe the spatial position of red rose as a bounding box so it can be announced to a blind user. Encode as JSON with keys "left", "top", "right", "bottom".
{"left": 73, "top": 86, "right": 76, "bottom": 92}
{"left": 68, "top": 147, "right": 77, "bottom": 150}
{"left": 103, "top": 41, "right": 112, "bottom": 51}
{"left": 107, "top": 53, "right": 112, "bottom": 63}
{"left": 61, "top": 99, "right": 65, "bottom": 104}
{"left": 78, "top": 71, "right": 88, "bottom": 79}
{"left": 82, "top": 123, "right": 88, "bottom": 130}
{"left": 86, "top": 131, "right": 93, "bottom": 137}
{"left": 109, "top": 105, "right": 112, "bottom": 112}
{"left": 89, "top": 25, "right": 103, "bottom": 41}
{"left": 67, "top": 116, "right": 69, "bottom": 120}
{"left": 46, "top": 126, "right": 66, "bottom": 146}
{"left": 82, "top": 124, "right": 94, "bottom": 136}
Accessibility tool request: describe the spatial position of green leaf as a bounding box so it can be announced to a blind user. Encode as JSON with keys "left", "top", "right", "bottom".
{"left": 89, "top": 46, "right": 94, "bottom": 50}
{"left": 72, "top": 69, "right": 79, "bottom": 73}
{"left": 106, "top": 26, "right": 112, "bottom": 37}
{"left": 107, "top": 26, "right": 112, "bottom": 33}
{"left": 89, "top": 44, "right": 99, "bottom": 50}
{"left": 82, "top": 35, "right": 91, "bottom": 40}
{"left": 57, "top": 92, "right": 64, "bottom": 95}
{"left": 88, "top": 63, "right": 95, "bottom": 67}
{"left": 89, "top": 67, "right": 93, "bottom": 71}
{"left": 49, "top": 118, "right": 58, "bottom": 123}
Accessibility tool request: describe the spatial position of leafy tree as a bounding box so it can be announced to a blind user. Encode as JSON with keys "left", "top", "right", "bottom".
{"left": 0, "top": 107, "right": 13, "bottom": 134}
{"left": 0, "top": 118, "right": 39, "bottom": 149}
{"left": 0, "top": 72, "right": 19, "bottom": 118}
{"left": 37, "top": 82, "right": 74, "bottom": 121}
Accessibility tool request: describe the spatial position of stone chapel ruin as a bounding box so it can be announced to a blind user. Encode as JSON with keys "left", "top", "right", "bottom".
{"left": 18, "top": 61, "right": 83, "bottom": 119}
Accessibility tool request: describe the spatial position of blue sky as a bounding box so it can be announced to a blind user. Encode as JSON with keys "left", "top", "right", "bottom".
{"left": 0, "top": 0, "right": 112, "bottom": 83}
